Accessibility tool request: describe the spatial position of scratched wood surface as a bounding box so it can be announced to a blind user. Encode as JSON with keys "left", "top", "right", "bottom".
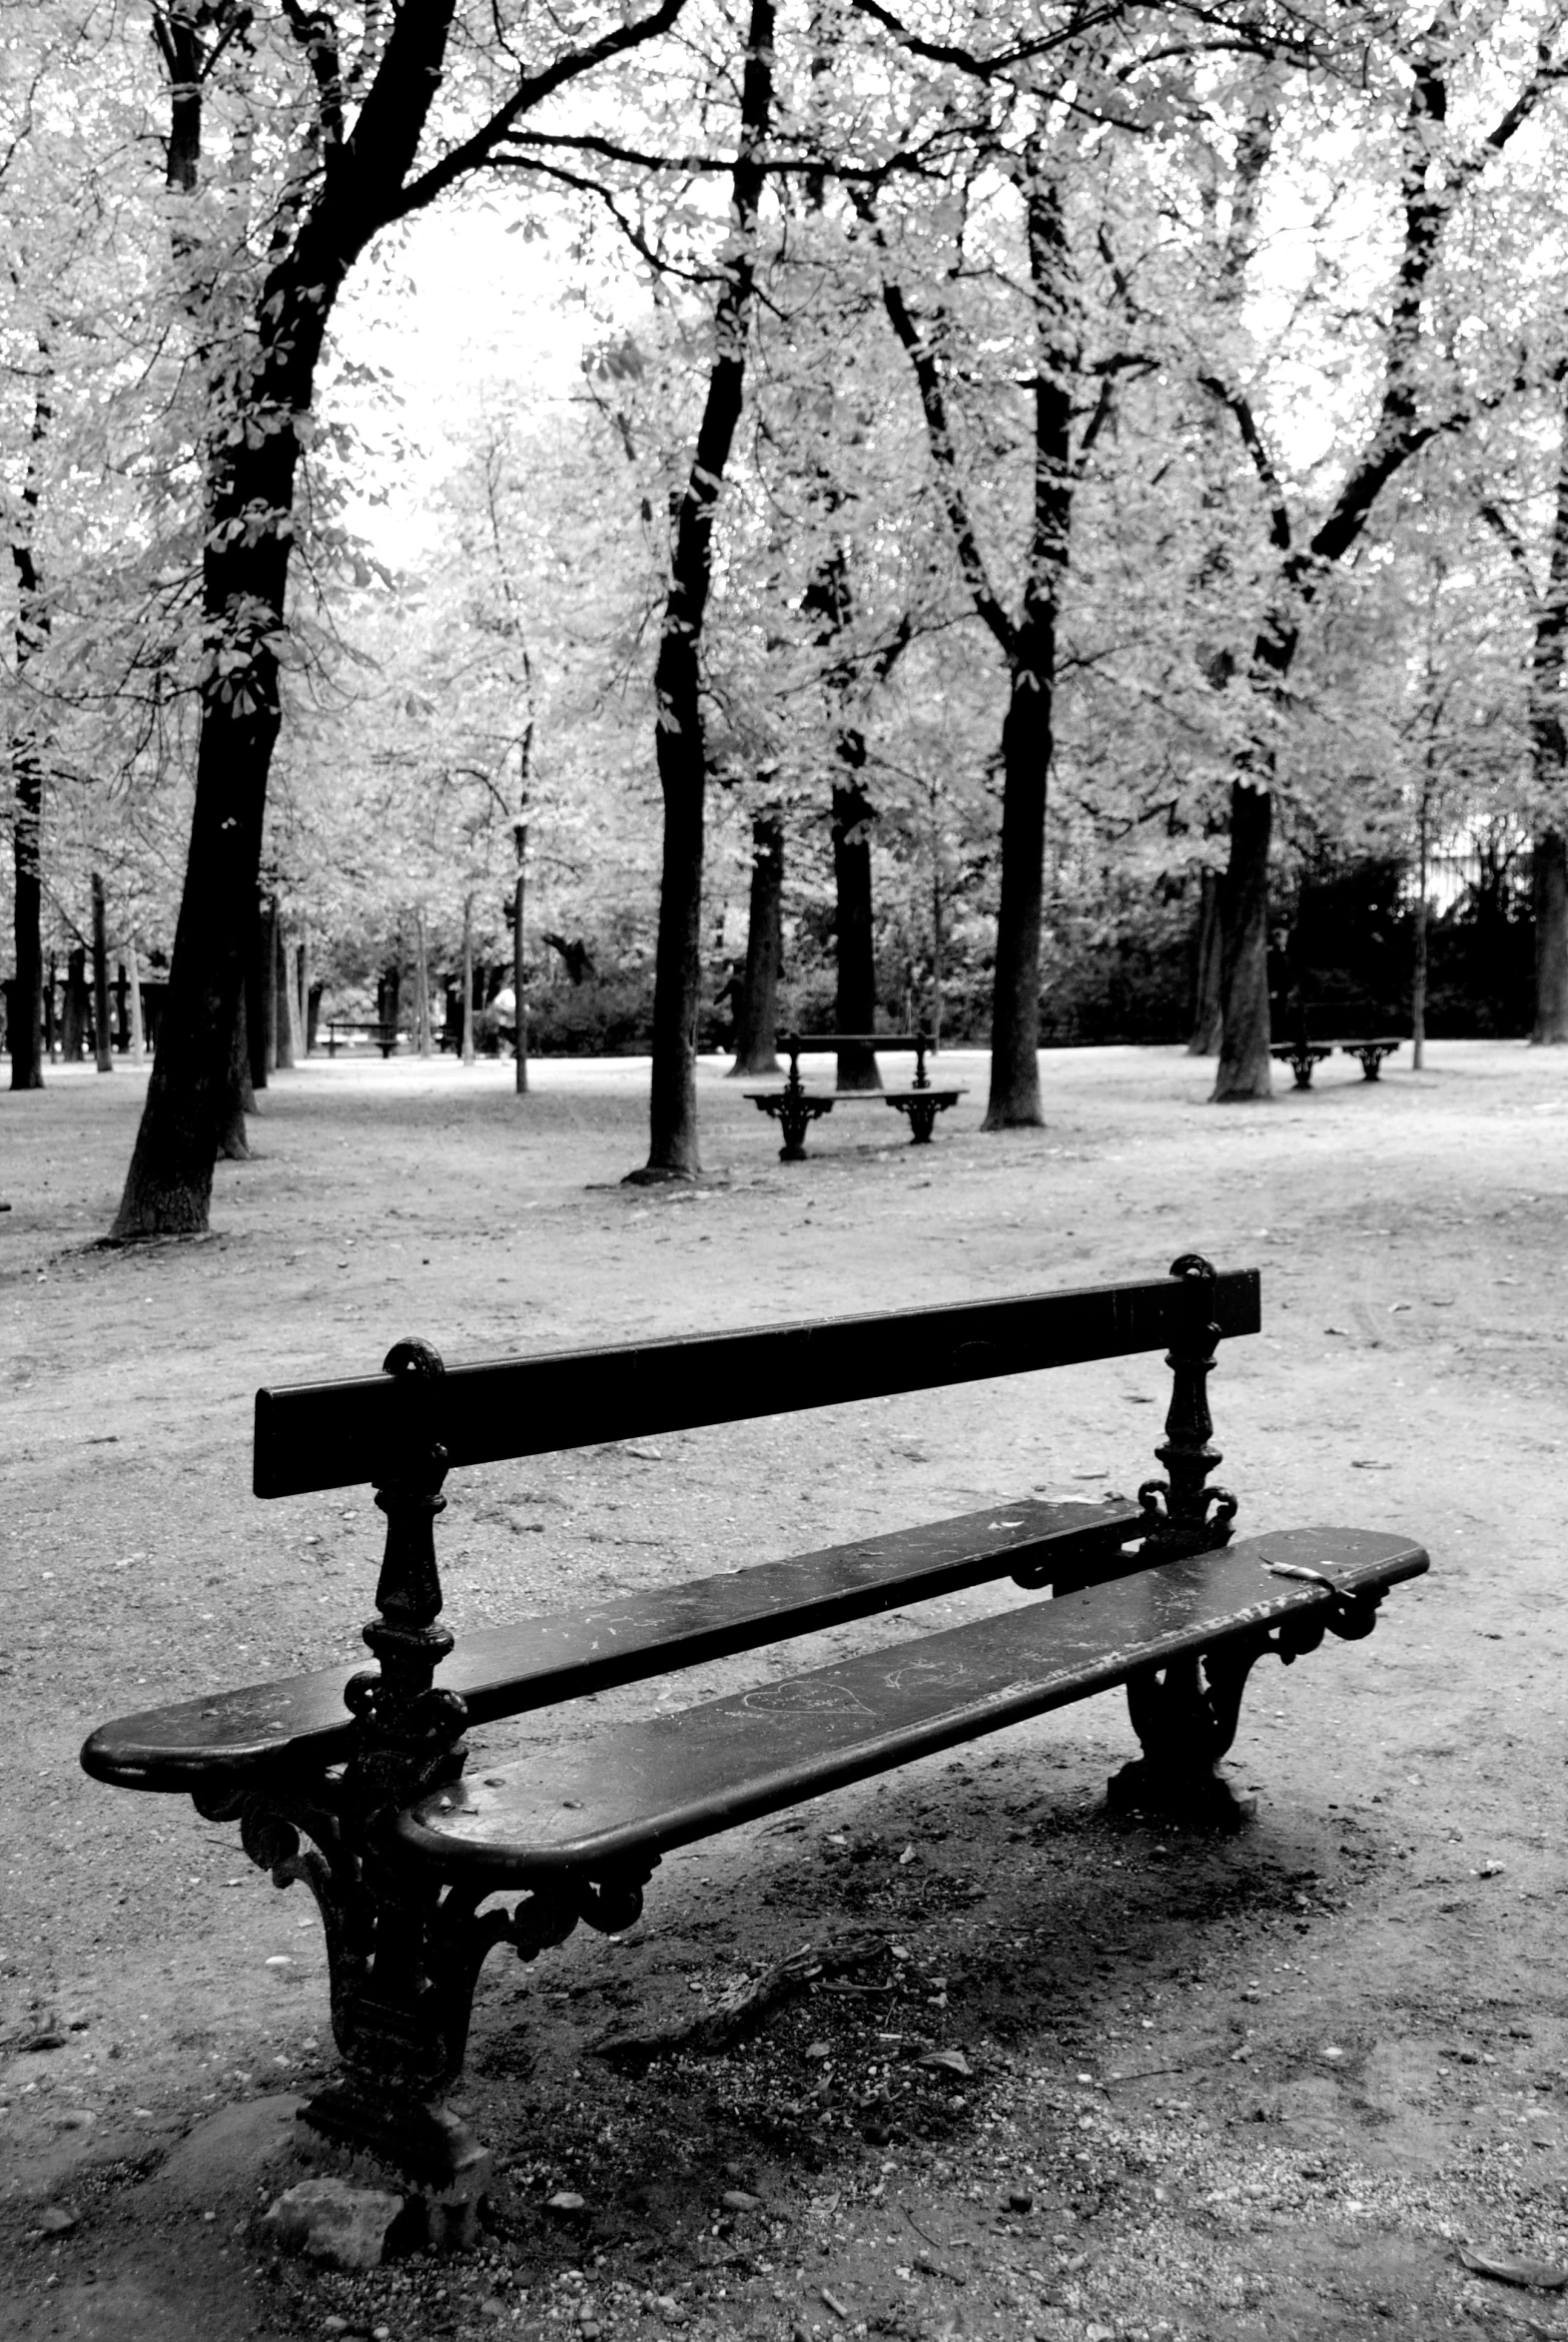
{"left": 80, "top": 1495, "right": 1140, "bottom": 1788}
{"left": 394, "top": 1529, "right": 1429, "bottom": 1885}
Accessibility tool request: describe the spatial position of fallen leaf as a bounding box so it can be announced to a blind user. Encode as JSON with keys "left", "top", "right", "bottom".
{"left": 915, "top": 2048, "right": 972, "bottom": 2077}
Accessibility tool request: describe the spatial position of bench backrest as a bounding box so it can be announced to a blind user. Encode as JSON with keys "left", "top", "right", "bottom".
{"left": 253, "top": 1267, "right": 1260, "bottom": 1499}
{"left": 786, "top": 1032, "right": 927, "bottom": 1052}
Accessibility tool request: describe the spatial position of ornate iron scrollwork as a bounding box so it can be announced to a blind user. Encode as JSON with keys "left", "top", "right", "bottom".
{"left": 1111, "top": 1577, "right": 1390, "bottom": 1825}
{"left": 185, "top": 1341, "right": 658, "bottom": 2218}
{"left": 1139, "top": 1255, "right": 1239, "bottom": 1559}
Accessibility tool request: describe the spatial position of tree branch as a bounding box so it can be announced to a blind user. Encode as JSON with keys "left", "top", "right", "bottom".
{"left": 1197, "top": 374, "right": 1291, "bottom": 552}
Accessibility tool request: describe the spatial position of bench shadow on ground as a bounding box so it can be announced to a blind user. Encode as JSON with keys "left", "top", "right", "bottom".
{"left": 1, "top": 1729, "right": 1531, "bottom": 2342}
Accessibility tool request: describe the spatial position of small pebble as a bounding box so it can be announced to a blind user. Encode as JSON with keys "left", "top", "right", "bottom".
{"left": 721, "top": 2190, "right": 762, "bottom": 2211}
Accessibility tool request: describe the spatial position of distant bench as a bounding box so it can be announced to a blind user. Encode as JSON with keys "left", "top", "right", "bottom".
{"left": 1270, "top": 1038, "right": 1404, "bottom": 1091}
{"left": 744, "top": 1031, "right": 966, "bottom": 1160}
{"left": 82, "top": 1257, "right": 1427, "bottom": 2242}
{"left": 325, "top": 1021, "right": 401, "bottom": 1059}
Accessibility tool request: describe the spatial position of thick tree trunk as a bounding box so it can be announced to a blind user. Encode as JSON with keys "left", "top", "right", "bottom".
{"left": 218, "top": 987, "right": 251, "bottom": 1161}
{"left": 1211, "top": 779, "right": 1274, "bottom": 1101}
{"left": 91, "top": 873, "right": 113, "bottom": 1073}
{"left": 729, "top": 807, "right": 783, "bottom": 1076}
{"left": 984, "top": 648, "right": 1053, "bottom": 1125}
{"left": 110, "top": 0, "right": 472, "bottom": 1237}
{"left": 831, "top": 777, "right": 880, "bottom": 1088}
{"left": 1534, "top": 828, "right": 1568, "bottom": 1043}
{"left": 1187, "top": 868, "right": 1224, "bottom": 1054}
{"left": 633, "top": 0, "right": 773, "bottom": 1181}
{"left": 110, "top": 694, "right": 279, "bottom": 1236}
{"left": 246, "top": 895, "right": 268, "bottom": 1094}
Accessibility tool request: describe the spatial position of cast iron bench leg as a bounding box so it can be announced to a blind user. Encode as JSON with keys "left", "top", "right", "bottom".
{"left": 891, "top": 1096, "right": 940, "bottom": 1144}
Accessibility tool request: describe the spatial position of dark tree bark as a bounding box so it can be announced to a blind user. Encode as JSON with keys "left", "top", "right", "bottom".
{"left": 729, "top": 806, "right": 783, "bottom": 1076}
{"left": 1212, "top": 782, "right": 1272, "bottom": 1097}
{"left": 112, "top": 0, "right": 689, "bottom": 1237}
{"left": 245, "top": 894, "right": 268, "bottom": 1094}
{"left": 632, "top": 0, "right": 774, "bottom": 1181}
{"left": 1534, "top": 831, "right": 1568, "bottom": 1043}
{"left": 63, "top": 947, "right": 88, "bottom": 1062}
{"left": 218, "top": 988, "right": 251, "bottom": 1162}
{"left": 8, "top": 367, "right": 51, "bottom": 1092}
{"left": 1187, "top": 868, "right": 1223, "bottom": 1054}
{"left": 831, "top": 778, "right": 880, "bottom": 1088}
{"left": 91, "top": 873, "right": 113, "bottom": 1073}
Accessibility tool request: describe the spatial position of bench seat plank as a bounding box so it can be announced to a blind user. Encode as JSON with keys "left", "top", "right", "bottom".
{"left": 80, "top": 1495, "right": 1140, "bottom": 1790}
{"left": 395, "top": 1527, "right": 1429, "bottom": 1885}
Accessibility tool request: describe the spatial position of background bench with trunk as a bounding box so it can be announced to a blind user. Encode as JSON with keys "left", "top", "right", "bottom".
{"left": 82, "top": 1257, "right": 1427, "bottom": 2243}
{"left": 743, "top": 1032, "right": 965, "bottom": 1160}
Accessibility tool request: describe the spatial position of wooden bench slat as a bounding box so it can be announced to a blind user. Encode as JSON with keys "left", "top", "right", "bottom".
{"left": 252, "top": 1271, "right": 1261, "bottom": 1498}
{"left": 80, "top": 1494, "right": 1142, "bottom": 1789}
{"left": 395, "top": 1528, "right": 1429, "bottom": 1884}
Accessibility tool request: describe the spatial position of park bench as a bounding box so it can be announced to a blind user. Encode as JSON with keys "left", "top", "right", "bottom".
{"left": 81, "top": 1256, "right": 1427, "bottom": 2242}
{"left": 743, "top": 1031, "right": 965, "bottom": 1160}
{"left": 1269, "top": 1037, "right": 1404, "bottom": 1090}
{"left": 325, "top": 1021, "right": 401, "bottom": 1059}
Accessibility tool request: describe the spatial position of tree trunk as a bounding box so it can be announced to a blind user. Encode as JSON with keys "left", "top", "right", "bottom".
{"left": 109, "top": 0, "right": 472, "bottom": 1237}
{"left": 8, "top": 362, "right": 50, "bottom": 1092}
{"left": 274, "top": 913, "right": 295, "bottom": 1069}
{"left": 984, "top": 640, "right": 1054, "bottom": 1126}
{"left": 91, "top": 873, "right": 113, "bottom": 1073}
{"left": 1211, "top": 779, "right": 1274, "bottom": 1101}
{"left": 218, "top": 986, "right": 251, "bottom": 1162}
{"left": 983, "top": 168, "right": 1074, "bottom": 1132}
{"left": 9, "top": 748, "right": 43, "bottom": 1089}
{"left": 512, "top": 819, "right": 528, "bottom": 1094}
{"left": 246, "top": 893, "right": 268, "bottom": 1094}
{"left": 296, "top": 937, "right": 311, "bottom": 1058}
{"left": 412, "top": 905, "right": 432, "bottom": 1057}
{"left": 633, "top": 0, "right": 773, "bottom": 1181}
{"left": 262, "top": 897, "right": 279, "bottom": 1074}
{"left": 1534, "top": 828, "right": 1568, "bottom": 1043}
{"left": 729, "top": 806, "right": 783, "bottom": 1076}
{"left": 930, "top": 850, "right": 945, "bottom": 1052}
{"left": 109, "top": 693, "right": 279, "bottom": 1236}
{"left": 831, "top": 777, "right": 880, "bottom": 1088}
{"left": 63, "top": 946, "right": 88, "bottom": 1062}
{"left": 1187, "top": 868, "right": 1224, "bottom": 1054}
{"left": 461, "top": 895, "right": 475, "bottom": 1068}
{"left": 126, "top": 939, "right": 146, "bottom": 1065}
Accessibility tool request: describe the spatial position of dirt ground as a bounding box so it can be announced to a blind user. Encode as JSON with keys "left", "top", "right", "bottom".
{"left": 1, "top": 1040, "right": 1564, "bottom": 2342}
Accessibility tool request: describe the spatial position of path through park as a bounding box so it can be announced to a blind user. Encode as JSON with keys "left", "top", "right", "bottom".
{"left": 1, "top": 1044, "right": 1563, "bottom": 2342}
